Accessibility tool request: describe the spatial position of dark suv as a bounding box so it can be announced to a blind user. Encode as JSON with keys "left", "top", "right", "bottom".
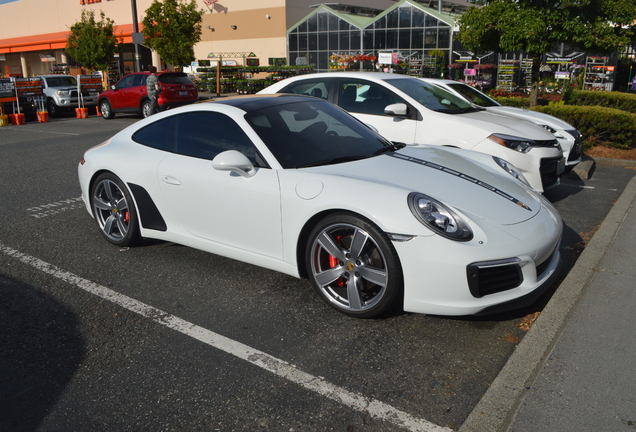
{"left": 97, "top": 72, "right": 198, "bottom": 119}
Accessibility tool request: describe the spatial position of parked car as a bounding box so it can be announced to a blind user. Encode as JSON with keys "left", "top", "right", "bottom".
{"left": 78, "top": 94, "right": 563, "bottom": 318}
{"left": 258, "top": 72, "right": 564, "bottom": 193}
{"left": 38, "top": 75, "right": 99, "bottom": 117}
{"left": 97, "top": 72, "right": 198, "bottom": 119}
{"left": 420, "top": 78, "right": 583, "bottom": 168}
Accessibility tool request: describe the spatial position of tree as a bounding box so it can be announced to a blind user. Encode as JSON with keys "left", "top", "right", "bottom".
{"left": 142, "top": 0, "right": 204, "bottom": 68}
{"left": 66, "top": 10, "right": 121, "bottom": 71}
{"left": 457, "top": 0, "right": 636, "bottom": 106}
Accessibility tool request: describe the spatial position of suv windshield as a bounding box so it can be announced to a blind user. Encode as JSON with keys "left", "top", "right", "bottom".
{"left": 245, "top": 99, "right": 393, "bottom": 168}
{"left": 386, "top": 78, "right": 478, "bottom": 113}
{"left": 158, "top": 73, "right": 193, "bottom": 85}
{"left": 46, "top": 76, "right": 77, "bottom": 87}
{"left": 447, "top": 83, "right": 500, "bottom": 107}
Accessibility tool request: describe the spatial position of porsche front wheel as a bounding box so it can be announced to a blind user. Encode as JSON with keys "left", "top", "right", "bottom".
{"left": 91, "top": 173, "right": 139, "bottom": 247}
{"left": 306, "top": 213, "right": 402, "bottom": 318}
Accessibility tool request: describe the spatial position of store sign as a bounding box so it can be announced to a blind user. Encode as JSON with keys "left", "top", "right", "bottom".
{"left": 0, "top": 78, "right": 16, "bottom": 102}
{"left": 14, "top": 77, "right": 43, "bottom": 97}
{"left": 378, "top": 52, "right": 393, "bottom": 65}
{"left": 78, "top": 75, "right": 103, "bottom": 93}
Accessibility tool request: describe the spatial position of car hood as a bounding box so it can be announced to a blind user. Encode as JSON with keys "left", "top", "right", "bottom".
{"left": 485, "top": 106, "right": 575, "bottom": 130}
{"left": 455, "top": 110, "right": 557, "bottom": 140}
{"left": 305, "top": 146, "right": 545, "bottom": 226}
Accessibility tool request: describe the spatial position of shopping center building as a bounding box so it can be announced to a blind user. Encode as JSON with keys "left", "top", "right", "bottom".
{"left": 0, "top": 0, "right": 472, "bottom": 80}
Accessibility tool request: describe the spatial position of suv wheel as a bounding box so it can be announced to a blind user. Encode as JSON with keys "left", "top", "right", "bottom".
{"left": 100, "top": 99, "right": 114, "bottom": 119}
{"left": 141, "top": 99, "right": 152, "bottom": 118}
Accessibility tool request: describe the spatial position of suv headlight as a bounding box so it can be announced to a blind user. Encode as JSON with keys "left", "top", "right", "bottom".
{"left": 56, "top": 90, "right": 69, "bottom": 96}
{"left": 408, "top": 193, "right": 473, "bottom": 241}
{"left": 488, "top": 133, "right": 535, "bottom": 153}
{"left": 493, "top": 156, "right": 531, "bottom": 187}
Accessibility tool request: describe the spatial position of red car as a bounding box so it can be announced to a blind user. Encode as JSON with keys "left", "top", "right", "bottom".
{"left": 97, "top": 72, "right": 198, "bottom": 119}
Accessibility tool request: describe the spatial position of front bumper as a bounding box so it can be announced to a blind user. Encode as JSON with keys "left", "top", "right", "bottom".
{"left": 397, "top": 202, "right": 563, "bottom": 316}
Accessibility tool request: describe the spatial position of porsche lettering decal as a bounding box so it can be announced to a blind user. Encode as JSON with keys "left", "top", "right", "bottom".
{"left": 389, "top": 153, "right": 532, "bottom": 211}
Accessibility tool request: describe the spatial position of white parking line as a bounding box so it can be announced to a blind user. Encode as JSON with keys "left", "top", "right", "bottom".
{"left": 0, "top": 243, "right": 451, "bottom": 432}
{"left": 0, "top": 127, "right": 80, "bottom": 135}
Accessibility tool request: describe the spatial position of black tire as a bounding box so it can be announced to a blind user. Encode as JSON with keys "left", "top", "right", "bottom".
{"left": 90, "top": 173, "right": 140, "bottom": 247}
{"left": 100, "top": 99, "right": 114, "bottom": 119}
{"left": 47, "top": 99, "right": 60, "bottom": 117}
{"left": 141, "top": 99, "right": 152, "bottom": 118}
{"left": 306, "top": 212, "right": 403, "bottom": 318}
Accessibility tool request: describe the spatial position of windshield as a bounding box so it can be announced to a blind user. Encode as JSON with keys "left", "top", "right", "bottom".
{"left": 46, "top": 76, "right": 77, "bottom": 87}
{"left": 447, "top": 83, "right": 500, "bottom": 107}
{"left": 158, "top": 73, "right": 193, "bottom": 85}
{"left": 245, "top": 99, "right": 393, "bottom": 168}
{"left": 385, "top": 78, "right": 478, "bottom": 113}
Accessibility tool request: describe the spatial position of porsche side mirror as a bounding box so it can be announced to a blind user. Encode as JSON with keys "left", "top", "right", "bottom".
{"left": 384, "top": 103, "right": 407, "bottom": 117}
{"left": 212, "top": 150, "right": 256, "bottom": 178}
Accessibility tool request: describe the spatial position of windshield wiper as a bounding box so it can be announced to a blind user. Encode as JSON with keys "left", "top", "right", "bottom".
{"left": 372, "top": 142, "right": 406, "bottom": 156}
{"left": 295, "top": 155, "right": 368, "bottom": 168}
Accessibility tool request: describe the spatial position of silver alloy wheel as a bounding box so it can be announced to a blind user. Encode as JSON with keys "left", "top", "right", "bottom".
{"left": 142, "top": 100, "right": 151, "bottom": 118}
{"left": 100, "top": 100, "right": 112, "bottom": 119}
{"left": 309, "top": 222, "right": 389, "bottom": 313}
{"left": 92, "top": 178, "right": 131, "bottom": 243}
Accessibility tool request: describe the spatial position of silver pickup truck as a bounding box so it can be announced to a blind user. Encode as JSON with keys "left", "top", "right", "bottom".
{"left": 39, "top": 75, "right": 100, "bottom": 117}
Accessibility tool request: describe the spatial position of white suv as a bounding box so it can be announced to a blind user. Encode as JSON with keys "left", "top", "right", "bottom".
{"left": 259, "top": 72, "right": 564, "bottom": 192}
{"left": 421, "top": 78, "right": 583, "bottom": 168}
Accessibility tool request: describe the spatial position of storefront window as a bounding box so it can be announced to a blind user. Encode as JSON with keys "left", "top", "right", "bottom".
{"left": 386, "top": 10, "right": 398, "bottom": 28}
{"left": 399, "top": 7, "right": 411, "bottom": 27}
{"left": 399, "top": 29, "right": 411, "bottom": 49}
{"left": 318, "top": 14, "right": 328, "bottom": 32}
{"left": 424, "top": 28, "right": 438, "bottom": 49}
{"left": 340, "top": 31, "right": 350, "bottom": 51}
{"left": 308, "top": 15, "right": 317, "bottom": 32}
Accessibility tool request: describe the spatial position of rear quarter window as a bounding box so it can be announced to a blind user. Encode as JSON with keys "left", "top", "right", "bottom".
{"left": 159, "top": 74, "right": 194, "bottom": 85}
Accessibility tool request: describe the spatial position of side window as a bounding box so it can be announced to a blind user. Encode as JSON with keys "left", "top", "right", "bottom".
{"left": 339, "top": 81, "right": 400, "bottom": 115}
{"left": 282, "top": 80, "right": 332, "bottom": 100}
{"left": 131, "top": 116, "right": 177, "bottom": 152}
{"left": 174, "top": 112, "right": 259, "bottom": 164}
{"left": 116, "top": 74, "right": 136, "bottom": 90}
{"left": 133, "top": 74, "right": 146, "bottom": 87}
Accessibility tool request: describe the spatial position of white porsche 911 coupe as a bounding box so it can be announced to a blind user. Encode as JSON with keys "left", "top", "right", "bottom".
{"left": 78, "top": 94, "right": 563, "bottom": 318}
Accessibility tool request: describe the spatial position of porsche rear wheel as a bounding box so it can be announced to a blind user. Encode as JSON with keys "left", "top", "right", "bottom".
{"left": 306, "top": 213, "right": 402, "bottom": 318}
{"left": 91, "top": 173, "right": 139, "bottom": 247}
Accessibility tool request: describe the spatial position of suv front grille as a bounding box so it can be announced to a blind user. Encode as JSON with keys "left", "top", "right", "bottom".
{"left": 534, "top": 139, "right": 560, "bottom": 148}
{"left": 467, "top": 258, "right": 523, "bottom": 298}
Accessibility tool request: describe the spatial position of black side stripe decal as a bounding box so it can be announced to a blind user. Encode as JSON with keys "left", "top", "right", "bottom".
{"left": 388, "top": 152, "right": 532, "bottom": 211}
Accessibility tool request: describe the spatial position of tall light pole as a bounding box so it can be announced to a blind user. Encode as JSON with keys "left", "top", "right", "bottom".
{"left": 131, "top": 0, "right": 141, "bottom": 71}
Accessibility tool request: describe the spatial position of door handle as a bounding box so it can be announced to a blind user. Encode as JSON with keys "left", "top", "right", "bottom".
{"left": 161, "top": 175, "right": 181, "bottom": 185}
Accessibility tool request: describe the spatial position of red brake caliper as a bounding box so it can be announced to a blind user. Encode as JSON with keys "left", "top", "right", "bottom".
{"left": 328, "top": 235, "right": 347, "bottom": 287}
{"left": 123, "top": 210, "right": 130, "bottom": 224}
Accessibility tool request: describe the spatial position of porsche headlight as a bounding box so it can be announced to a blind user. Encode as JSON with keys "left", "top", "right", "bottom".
{"left": 493, "top": 156, "right": 531, "bottom": 187}
{"left": 408, "top": 193, "right": 473, "bottom": 241}
{"left": 488, "top": 133, "right": 535, "bottom": 153}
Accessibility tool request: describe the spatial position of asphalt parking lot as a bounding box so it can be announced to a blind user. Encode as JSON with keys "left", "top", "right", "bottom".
{"left": 1, "top": 113, "right": 635, "bottom": 431}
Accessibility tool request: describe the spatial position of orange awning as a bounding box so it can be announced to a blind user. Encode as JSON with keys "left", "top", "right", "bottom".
{"left": 0, "top": 24, "right": 138, "bottom": 53}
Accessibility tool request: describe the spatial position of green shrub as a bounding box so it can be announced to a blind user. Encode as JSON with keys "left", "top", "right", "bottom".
{"left": 532, "top": 105, "right": 636, "bottom": 149}
{"left": 566, "top": 90, "right": 636, "bottom": 114}
{"left": 494, "top": 96, "right": 551, "bottom": 108}
{"left": 495, "top": 97, "right": 530, "bottom": 108}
